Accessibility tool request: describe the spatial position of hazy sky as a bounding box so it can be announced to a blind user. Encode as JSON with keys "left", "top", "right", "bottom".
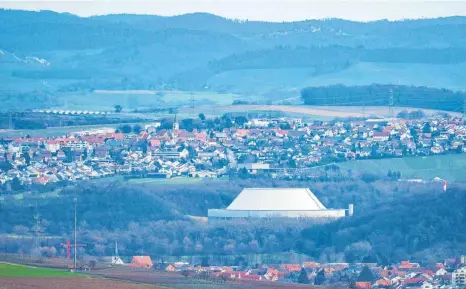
{"left": 1, "top": 0, "right": 466, "bottom": 22}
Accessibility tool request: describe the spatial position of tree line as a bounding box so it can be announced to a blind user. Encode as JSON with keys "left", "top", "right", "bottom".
{"left": 0, "top": 176, "right": 448, "bottom": 262}
{"left": 300, "top": 84, "right": 466, "bottom": 112}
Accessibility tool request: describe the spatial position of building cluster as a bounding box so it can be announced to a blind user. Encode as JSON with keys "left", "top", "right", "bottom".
{"left": 1, "top": 116, "right": 466, "bottom": 187}
{"left": 128, "top": 255, "right": 466, "bottom": 288}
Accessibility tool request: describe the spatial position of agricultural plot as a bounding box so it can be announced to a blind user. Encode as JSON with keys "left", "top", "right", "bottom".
{"left": 0, "top": 278, "right": 163, "bottom": 289}
{"left": 127, "top": 177, "right": 203, "bottom": 185}
{"left": 0, "top": 263, "right": 77, "bottom": 277}
{"left": 337, "top": 154, "right": 466, "bottom": 182}
{"left": 188, "top": 104, "right": 461, "bottom": 119}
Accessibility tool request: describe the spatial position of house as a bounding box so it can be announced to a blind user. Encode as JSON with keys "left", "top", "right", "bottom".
{"left": 46, "top": 140, "right": 61, "bottom": 153}
{"left": 376, "top": 278, "right": 392, "bottom": 287}
{"left": 355, "top": 282, "right": 372, "bottom": 289}
{"left": 130, "top": 256, "right": 153, "bottom": 269}
{"left": 371, "top": 132, "right": 390, "bottom": 142}
{"left": 452, "top": 267, "right": 466, "bottom": 286}
{"left": 399, "top": 261, "right": 421, "bottom": 270}
{"left": 421, "top": 281, "right": 434, "bottom": 289}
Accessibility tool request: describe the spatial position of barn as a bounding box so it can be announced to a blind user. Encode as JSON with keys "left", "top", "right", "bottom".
{"left": 208, "top": 188, "right": 352, "bottom": 219}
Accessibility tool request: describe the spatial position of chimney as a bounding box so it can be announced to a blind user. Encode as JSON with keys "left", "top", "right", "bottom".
{"left": 348, "top": 204, "right": 354, "bottom": 217}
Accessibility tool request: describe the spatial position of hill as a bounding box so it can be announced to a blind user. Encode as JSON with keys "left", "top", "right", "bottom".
{"left": 1, "top": 9, "right": 466, "bottom": 110}
{"left": 300, "top": 84, "right": 466, "bottom": 112}
{"left": 298, "top": 184, "right": 466, "bottom": 264}
{"left": 0, "top": 177, "right": 447, "bottom": 258}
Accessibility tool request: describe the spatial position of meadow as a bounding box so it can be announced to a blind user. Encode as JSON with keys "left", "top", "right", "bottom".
{"left": 337, "top": 154, "right": 466, "bottom": 182}
{"left": 0, "top": 263, "right": 78, "bottom": 277}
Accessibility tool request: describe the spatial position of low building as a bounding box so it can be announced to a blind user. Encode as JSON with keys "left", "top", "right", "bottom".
{"left": 452, "top": 267, "right": 466, "bottom": 286}
{"left": 208, "top": 188, "right": 351, "bottom": 219}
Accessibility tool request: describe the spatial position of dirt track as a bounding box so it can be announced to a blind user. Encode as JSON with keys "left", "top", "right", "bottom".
{"left": 0, "top": 278, "right": 162, "bottom": 289}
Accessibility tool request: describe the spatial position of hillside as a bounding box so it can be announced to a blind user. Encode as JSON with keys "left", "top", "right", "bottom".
{"left": 300, "top": 84, "right": 466, "bottom": 112}
{"left": 0, "top": 177, "right": 447, "bottom": 258}
{"left": 298, "top": 184, "right": 466, "bottom": 264}
{"left": 1, "top": 9, "right": 466, "bottom": 110}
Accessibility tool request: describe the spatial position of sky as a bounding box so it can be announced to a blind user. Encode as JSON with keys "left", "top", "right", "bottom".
{"left": 1, "top": 0, "right": 466, "bottom": 22}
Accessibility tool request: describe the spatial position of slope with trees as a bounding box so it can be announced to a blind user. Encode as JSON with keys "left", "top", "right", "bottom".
{"left": 297, "top": 184, "right": 466, "bottom": 264}
{"left": 300, "top": 84, "right": 466, "bottom": 112}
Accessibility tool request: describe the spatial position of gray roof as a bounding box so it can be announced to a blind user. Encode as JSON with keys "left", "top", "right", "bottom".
{"left": 227, "top": 188, "right": 326, "bottom": 211}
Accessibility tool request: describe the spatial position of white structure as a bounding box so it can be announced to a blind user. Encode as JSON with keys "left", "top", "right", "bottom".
{"left": 111, "top": 241, "right": 124, "bottom": 266}
{"left": 453, "top": 267, "right": 466, "bottom": 287}
{"left": 208, "top": 188, "right": 351, "bottom": 219}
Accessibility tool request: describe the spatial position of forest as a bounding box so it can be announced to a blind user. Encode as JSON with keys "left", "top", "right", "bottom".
{"left": 300, "top": 84, "right": 466, "bottom": 112}
{"left": 0, "top": 176, "right": 453, "bottom": 263}
{"left": 0, "top": 112, "right": 147, "bottom": 130}
{"left": 298, "top": 183, "right": 466, "bottom": 265}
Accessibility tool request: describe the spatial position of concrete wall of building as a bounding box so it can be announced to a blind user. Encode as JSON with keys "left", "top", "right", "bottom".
{"left": 208, "top": 209, "right": 346, "bottom": 219}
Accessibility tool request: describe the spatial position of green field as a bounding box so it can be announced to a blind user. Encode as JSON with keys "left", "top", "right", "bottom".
{"left": 0, "top": 263, "right": 79, "bottom": 277}
{"left": 337, "top": 154, "right": 466, "bottom": 181}
{"left": 304, "top": 62, "right": 466, "bottom": 91}
{"left": 57, "top": 90, "right": 247, "bottom": 111}
{"left": 206, "top": 62, "right": 466, "bottom": 94}
{"left": 127, "top": 177, "right": 224, "bottom": 185}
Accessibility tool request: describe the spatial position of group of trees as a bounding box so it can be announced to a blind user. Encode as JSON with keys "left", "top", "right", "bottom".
{"left": 0, "top": 176, "right": 450, "bottom": 262}
{"left": 298, "top": 183, "right": 466, "bottom": 264}
{"left": 301, "top": 84, "right": 466, "bottom": 112}
{"left": 116, "top": 124, "right": 142, "bottom": 134}
{"left": 0, "top": 112, "right": 146, "bottom": 130}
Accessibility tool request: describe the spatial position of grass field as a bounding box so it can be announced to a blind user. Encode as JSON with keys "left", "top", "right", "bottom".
{"left": 304, "top": 62, "right": 466, "bottom": 91}
{"left": 337, "top": 154, "right": 466, "bottom": 181}
{"left": 187, "top": 104, "right": 459, "bottom": 119}
{"left": 127, "top": 177, "right": 204, "bottom": 185}
{"left": 0, "top": 263, "right": 78, "bottom": 277}
{"left": 57, "top": 90, "right": 248, "bottom": 111}
{"left": 205, "top": 62, "right": 466, "bottom": 93}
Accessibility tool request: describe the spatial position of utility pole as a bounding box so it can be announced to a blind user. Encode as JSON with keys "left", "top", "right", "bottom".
{"left": 463, "top": 98, "right": 466, "bottom": 119}
{"left": 189, "top": 92, "right": 195, "bottom": 119}
{"left": 30, "top": 203, "right": 42, "bottom": 260}
{"left": 73, "top": 197, "right": 77, "bottom": 271}
{"left": 389, "top": 89, "right": 394, "bottom": 117}
{"left": 8, "top": 111, "right": 13, "bottom": 130}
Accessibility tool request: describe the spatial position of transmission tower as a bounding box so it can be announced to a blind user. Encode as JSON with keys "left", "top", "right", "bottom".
{"left": 30, "top": 203, "right": 42, "bottom": 260}
{"left": 73, "top": 197, "right": 77, "bottom": 270}
{"left": 388, "top": 89, "right": 394, "bottom": 117}
{"left": 463, "top": 98, "right": 466, "bottom": 119}
{"left": 189, "top": 92, "right": 195, "bottom": 118}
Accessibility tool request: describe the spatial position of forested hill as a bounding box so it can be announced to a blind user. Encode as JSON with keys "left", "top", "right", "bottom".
{"left": 300, "top": 84, "right": 466, "bottom": 112}
{"left": 1, "top": 9, "right": 466, "bottom": 109}
{"left": 298, "top": 184, "right": 466, "bottom": 264}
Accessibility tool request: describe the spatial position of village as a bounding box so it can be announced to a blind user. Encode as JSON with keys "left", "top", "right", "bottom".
{"left": 1, "top": 115, "right": 466, "bottom": 188}
{"left": 68, "top": 254, "right": 466, "bottom": 289}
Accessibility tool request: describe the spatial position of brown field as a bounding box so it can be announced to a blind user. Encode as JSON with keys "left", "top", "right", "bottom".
{"left": 0, "top": 278, "right": 163, "bottom": 289}
{"left": 187, "top": 105, "right": 461, "bottom": 118}
{"left": 89, "top": 267, "right": 346, "bottom": 289}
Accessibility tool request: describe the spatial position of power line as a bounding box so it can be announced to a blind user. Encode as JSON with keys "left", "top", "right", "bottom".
{"left": 389, "top": 89, "right": 394, "bottom": 117}
{"left": 73, "top": 197, "right": 77, "bottom": 271}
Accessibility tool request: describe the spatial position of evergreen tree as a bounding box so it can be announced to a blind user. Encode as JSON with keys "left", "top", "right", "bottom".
{"left": 298, "top": 268, "right": 310, "bottom": 284}
{"left": 315, "top": 269, "right": 326, "bottom": 285}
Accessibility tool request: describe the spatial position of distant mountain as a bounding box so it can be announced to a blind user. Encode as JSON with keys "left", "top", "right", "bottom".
{"left": 1, "top": 9, "right": 466, "bottom": 110}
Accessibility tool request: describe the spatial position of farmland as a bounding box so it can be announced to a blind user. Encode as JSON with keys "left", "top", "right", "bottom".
{"left": 89, "top": 267, "right": 332, "bottom": 289}
{"left": 205, "top": 62, "right": 466, "bottom": 94}
{"left": 336, "top": 154, "right": 466, "bottom": 182}
{"left": 0, "top": 278, "right": 163, "bottom": 289}
{"left": 0, "top": 263, "right": 78, "bottom": 277}
{"left": 56, "top": 90, "right": 250, "bottom": 111}
{"left": 184, "top": 104, "right": 461, "bottom": 119}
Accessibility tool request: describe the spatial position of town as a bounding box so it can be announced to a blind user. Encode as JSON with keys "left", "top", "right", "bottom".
{"left": 127, "top": 255, "right": 466, "bottom": 288}
{"left": 1, "top": 113, "right": 466, "bottom": 188}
